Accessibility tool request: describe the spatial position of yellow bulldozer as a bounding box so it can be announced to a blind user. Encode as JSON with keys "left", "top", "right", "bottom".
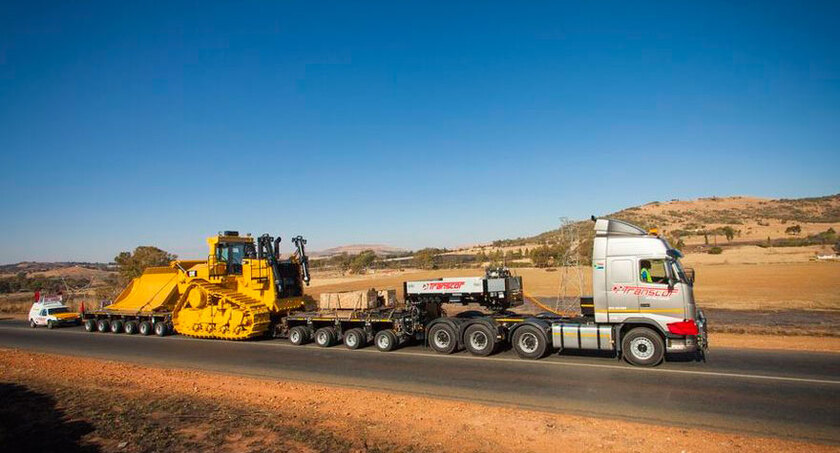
{"left": 84, "top": 231, "right": 311, "bottom": 340}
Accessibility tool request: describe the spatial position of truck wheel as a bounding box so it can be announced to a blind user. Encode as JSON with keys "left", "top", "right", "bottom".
{"left": 289, "top": 326, "right": 307, "bottom": 345}
{"left": 84, "top": 319, "right": 97, "bottom": 332}
{"left": 138, "top": 321, "right": 153, "bottom": 336}
{"left": 314, "top": 327, "right": 336, "bottom": 347}
{"left": 622, "top": 327, "right": 665, "bottom": 367}
{"left": 124, "top": 321, "right": 138, "bottom": 334}
{"left": 464, "top": 324, "right": 497, "bottom": 356}
{"left": 97, "top": 319, "right": 110, "bottom": 332}
{"left": 110, "top": 320, "right": 124, "bottom": 333}
{"left": 428, "top": 323, "right": 457, "bottom": 354}
{"left": 154, "top": 322, "right": 169, "bottom": 337}
{"left": 343, "top": 328, "right": 365, "bottom": 350}
{"left": 30, "top": 319, "right": 37, "bottom": 328}
{"left": 47, "top": 320, "right": 55, "bottom": 329}
{"left": 511, "top": 325, "right": 548, "bottom": 359}
{"left": 374, "top": 330, "right": 398, "bottom": 352}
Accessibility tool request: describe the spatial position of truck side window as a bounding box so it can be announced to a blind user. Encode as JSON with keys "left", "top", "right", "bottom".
{"left": 39, "top": 309, "right": 46, "bottom": 316}
{"left": 640, "top": 259, "right": 668, "bottom": 284}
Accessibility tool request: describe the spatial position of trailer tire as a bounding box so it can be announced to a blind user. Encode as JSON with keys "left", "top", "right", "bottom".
{"left": 84, "top": 319, "right": 97, "bottom": 332}
{"left": 154, "top": 322, "right": 169, "bottom": 337}
{"left": 622, "top": 327, "right": 665, "bottom": 367}
{"left": 97, "top": 319, "right": 110, "bottom": 332}
{"left": 314, "top": 327, "right": 336, "bottom": 347}
{"left": 110, "top": 320, "right": 123, "bottom": 333}
{"left": 428, "top": 323, "right": 458, "bottom": 354}
{"left": 343, "top": 328, "right": 365, "bottom": 350}
{"left": 511, "top": 325, "right": 548, "bottom": 359}
{"left": 124, "top": 321, "right": 138, "bottom": 335}
{"left": 289, "top": 326, "right": 309, "bottom": 345}
{"left": 463, "top": 324, "right": 497, "bottom": 356}
{"left": 374, "top": 330, "right": 398, "bottom": 352}
{"left": 138, "top": 321, "right": 153, "bottom": 336}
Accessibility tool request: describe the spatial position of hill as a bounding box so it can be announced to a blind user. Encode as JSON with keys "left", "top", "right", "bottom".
{"left": 491, "top": 194, "right": 840, "bottom": 249}
{"left": 310, "top": 244, "right": 408, "bottom": 258}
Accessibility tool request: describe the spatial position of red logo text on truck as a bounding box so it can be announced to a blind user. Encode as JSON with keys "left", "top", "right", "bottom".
{"left": 422, "top": 281, "right": 466, "bottom": 291}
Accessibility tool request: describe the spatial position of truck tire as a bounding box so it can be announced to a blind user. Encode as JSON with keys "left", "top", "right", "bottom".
{"left": 30, "top": 319, "right": 37, "bottom": 328}
{"left": 374, "top": 330, "right": 398, "bottom": 352}
{"left": 110, "top": 320, "right": 123, "bottom": 333}
{"left": 97, "top": 319, "right": 110, "bottom": 333}
{"left": 622, "top": 327, "right": 665, "bottom": 367}
{"left": 47, "top": 320, "right": 55, "bottom": 329}
{"left": 463, "top": 324, "right": 497, "bottom": 356}
{"left": 84, "top": 319, "right": 97, "bottom": 332}
{"left": 343, "top": 328, "right": 365, "bottom": 350}
{"left": 288, "top": 326, "right": 309, "bottom": 345}
{"left": 124, "top": 321, "right": 138, "bottom": 334}
{"left": 428, "top": 323, "right": 457, "bottom": 354}
{"left": 511, "top": 325, "right": 548, "bottom": 359}
{"left": 154, "top": 322, "right": 169, "bottom": 337}
{"left": 138, "top": 321, "right": 153, "bottom": 336}
{"left": 314, "top": 327, "right": 336, "bottom": 347}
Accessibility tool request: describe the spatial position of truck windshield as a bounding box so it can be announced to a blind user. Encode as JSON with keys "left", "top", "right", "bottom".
{"left": 48, "top": 307, "right": 69, "bottom": 314}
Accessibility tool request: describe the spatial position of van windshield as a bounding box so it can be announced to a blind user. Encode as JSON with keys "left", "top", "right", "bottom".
{"left": 47, "top": 307, "right": 69, "bottom": 314}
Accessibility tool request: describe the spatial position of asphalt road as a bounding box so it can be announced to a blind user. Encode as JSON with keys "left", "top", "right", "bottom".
{"left": 1, "top": 319, "right": 838, "bottom": 444}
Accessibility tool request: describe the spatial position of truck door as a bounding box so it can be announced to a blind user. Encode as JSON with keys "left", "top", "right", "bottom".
{"left": 637, "top": 258, "right": 683, "bottom": 321}
{"left": 605, "top": 258, "right": 639, "bottom": 321}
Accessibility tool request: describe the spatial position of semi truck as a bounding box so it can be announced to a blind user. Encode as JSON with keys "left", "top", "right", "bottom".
{"left": 82, "top": 218, "right": 707, "bottom": 366}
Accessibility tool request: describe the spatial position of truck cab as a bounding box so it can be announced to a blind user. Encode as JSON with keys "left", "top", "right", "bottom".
{"left": 591, "top": 218, "right": 706, "bottom": 363}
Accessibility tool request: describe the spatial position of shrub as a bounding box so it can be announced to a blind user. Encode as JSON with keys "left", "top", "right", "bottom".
{"left": 708, "top": 247, "right": 723, "bottom": 255}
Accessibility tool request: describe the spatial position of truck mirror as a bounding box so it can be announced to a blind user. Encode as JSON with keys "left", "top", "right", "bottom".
{"left": 667, "top": 278, "right": 676, "bottom": 291}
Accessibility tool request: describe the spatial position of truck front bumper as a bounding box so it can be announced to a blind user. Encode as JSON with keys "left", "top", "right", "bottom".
{"left": 665, "top": 310, "right": 708, "bottom": 354}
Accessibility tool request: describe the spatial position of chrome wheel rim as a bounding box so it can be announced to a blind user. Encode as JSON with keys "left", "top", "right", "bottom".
{"left": 346, "top": 333, "right": 358, "bottom": 347}
{"left": 290, "top": 330, "right": 301, "bottom": 343}
{"left": 377, "top": 335, "right": 390, "bottom": 349}
{"left": 630, "top": 337, "right": 655, "bottom": 360}
{"left": 317, "top": 332, "right": 329, "bottom": 344}
{"left": 470, "top": 331, "right": 488, "bottom": 350}
{"left": 433, "top": 330, "right": 451, "bottom": 349}
{"left": 518, "top": 332, "right": 539, "bottom": 354}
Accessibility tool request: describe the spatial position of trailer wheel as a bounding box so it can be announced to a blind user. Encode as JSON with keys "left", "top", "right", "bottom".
{"left": 289, "top": 326, "right": 309, "bottom": 345}
{"left": 314, "top": 327, "right": 336, "bottom": 347}
{"left": 343, "top": 328, "right": 365, "bottom": 350}
{"left": 511, "top": 325, "right": 548, "bottom": 359}
{"left": 464, "top": 324, "right": 497, "bottom": 356}
{"left": 428, "top": 323, "right": 457, "bottom": 354}
{"left": 84, "top": 319, "right": 97, "bottom": 332}
{"left": 138, "top": 321, "right": 153, "bottom": 336}
{"left": 97, "top": 319, "right": 110, "bottom": 332}
{"left": 154, "top": 322, "right": 169, "bottom": 337}
{"left": 124, "top": 321, "right": 138, "bottom": 335}
{"left": 374, "top": 330, "right": 398, "bottom": 352}
{"left": 110, "top": 320, "right": 124, "bottom": 333}
{"left": 622, "top": 327, "right": 665, "bottom": 367}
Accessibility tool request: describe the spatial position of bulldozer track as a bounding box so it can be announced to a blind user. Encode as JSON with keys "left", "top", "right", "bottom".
{"left": 173, "top": 280, "right": 271, "bottom": 341}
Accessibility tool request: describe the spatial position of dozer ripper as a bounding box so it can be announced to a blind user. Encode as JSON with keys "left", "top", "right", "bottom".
{"left": 83, "top": 231, "right": 311, "bottom": 340}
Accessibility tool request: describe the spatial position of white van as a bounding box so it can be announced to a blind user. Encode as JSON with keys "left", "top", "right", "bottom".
{"left": 28, "top": 296, "right": 81, "bottom": 328}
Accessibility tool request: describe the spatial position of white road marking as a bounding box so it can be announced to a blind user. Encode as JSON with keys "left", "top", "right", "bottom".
{"left": 3, "top": 323, "right": 839, "bottom": 386}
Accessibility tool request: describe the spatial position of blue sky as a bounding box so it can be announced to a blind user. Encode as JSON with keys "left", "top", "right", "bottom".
{"left": 1, "top": 1, "right": 838, "bottom": 263}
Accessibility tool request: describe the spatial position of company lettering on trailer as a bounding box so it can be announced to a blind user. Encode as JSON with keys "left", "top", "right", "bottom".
{"left": 422, "top": 281, "right": 466, "bottom": 291}
{"left": 611, "top": 285, "right": 678, "bottom": 298}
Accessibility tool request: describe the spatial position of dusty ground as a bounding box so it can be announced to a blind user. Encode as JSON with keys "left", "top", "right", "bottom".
{"left": 711, "top": 333, "right": 840, "bottom": 353}
{"left": 0, "top": 348, "right": 834, "bottom": 453}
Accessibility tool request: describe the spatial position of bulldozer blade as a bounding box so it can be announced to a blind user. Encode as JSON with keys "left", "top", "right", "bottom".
{"left": 107, "top": 267, "right": 181, "bottom": 313}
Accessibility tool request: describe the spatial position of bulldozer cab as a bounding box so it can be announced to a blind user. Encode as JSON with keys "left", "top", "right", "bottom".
{"left": 208, "top": 232, "right": 255, "bottom": 276}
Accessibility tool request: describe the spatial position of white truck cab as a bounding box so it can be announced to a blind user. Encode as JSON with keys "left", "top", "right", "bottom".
{"left": 28, "top": 296, "right": 80, "bottom": 329}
